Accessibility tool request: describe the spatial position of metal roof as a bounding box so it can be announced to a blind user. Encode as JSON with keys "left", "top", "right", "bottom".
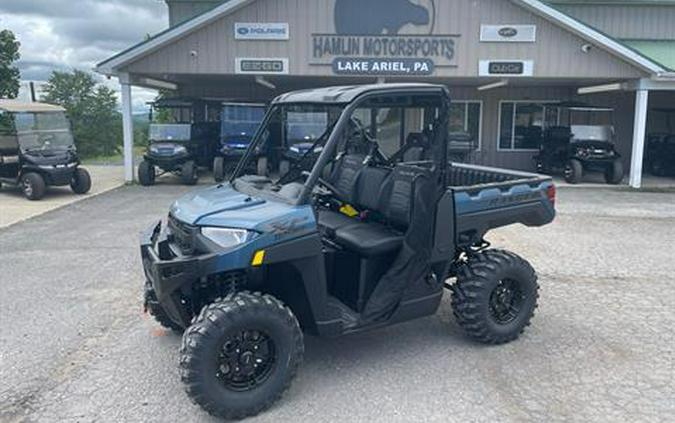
{"left": 0, "top": 100, "right": 65, "bottom": 113}
{"left": 271, "top": 83, "right": 448, "bottom": 104}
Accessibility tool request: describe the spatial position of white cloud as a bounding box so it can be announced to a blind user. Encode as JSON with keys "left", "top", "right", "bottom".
{"left": 1, "top": 0, "right": 169, "bottom": 112}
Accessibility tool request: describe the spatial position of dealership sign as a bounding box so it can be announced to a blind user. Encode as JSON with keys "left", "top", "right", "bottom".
{"left": 480, "top": 25, "right": 537, "bottom": 43}
{"left": 311, "top": 0, "right": 458, "bottom": 76}
{"left": 235, "top": 58, "right": 289, "bottom": 74}
{"left": 333, "top": 58, "right": 434, "bottom": 76}
{"left": 235, "top": 23, "right": 289, "bottom": 40}
{"left": 479, "top": 60, "right": 534, "bottom": 77}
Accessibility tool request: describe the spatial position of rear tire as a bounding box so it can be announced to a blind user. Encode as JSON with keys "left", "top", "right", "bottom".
{"left": 257, "top": 157, "right": 269, "bottom": 177}
{"left": 604, "top": 158, "right": 624, "bottom": 185}
{"left": 451, "top": 249, "right": 539, "bottom": 345}
{"left": 70, "top": 168, "right": 91, "bottom": 194}
{"left": 21, "top": 172, "right": 46, "bottom": 201}
{"left": 138, "top": 160, "right": 155, "bottom": 186}
{"left": 564, "top": 159, "right": 583, "bottom": 184}
{"left": 213, "top": 157, "right": 225, "bottom": 183}
{"left": 181, "top": 161, "right": 198, "bottom": 185}
{"left": 180, "top": 292, "right": 303, "bottom": 420}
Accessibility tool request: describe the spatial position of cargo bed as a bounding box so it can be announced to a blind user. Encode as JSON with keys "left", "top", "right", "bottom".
{"left": 445, "top": 163, "right": 556, "bottom": 247}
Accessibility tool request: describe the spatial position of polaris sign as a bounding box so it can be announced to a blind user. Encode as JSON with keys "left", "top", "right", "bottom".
{"left": 235, "top": 23, "right": 289, "bottom": 40}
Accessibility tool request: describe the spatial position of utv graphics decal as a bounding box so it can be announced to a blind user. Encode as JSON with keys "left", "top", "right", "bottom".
{"left": 265, "top": 216, "right": 313, "bottom": 240}
{"left": 311, "top": 0, "right": 458, "bottom": 76}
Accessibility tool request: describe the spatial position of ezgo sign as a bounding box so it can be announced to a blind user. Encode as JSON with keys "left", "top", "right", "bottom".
{"left": 235, "top": 23, "right": 289, "bottom": 40}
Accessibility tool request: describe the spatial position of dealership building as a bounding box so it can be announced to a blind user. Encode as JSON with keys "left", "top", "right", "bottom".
{"left": 97, "top": 0, "right": 675, "bottom": 187}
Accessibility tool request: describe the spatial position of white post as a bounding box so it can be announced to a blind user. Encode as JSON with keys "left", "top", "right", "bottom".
{"left": 120, "top": 74, "right": 134, "bottom": 183}
{"left": 629, "top": 89, "right": 649, "bottom": 189}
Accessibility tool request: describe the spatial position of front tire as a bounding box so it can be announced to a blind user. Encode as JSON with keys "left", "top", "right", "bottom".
{"left": 604, "top": 158, "right": 624, "bottom": 185}
{"left": 21, "top": 172, "right": 46, "bottom": 201}
{"left": 257, "top": 157, "right": 269, "bottom": 177}
{"left": 180, "top": 292, "right": 303, "bottom": 420}
{"left": 451, "top": 249, "right": 539, "bottom": 345}
{"left": 138, "top": 160, "right": 155, "bottom": 186}
{"left": 279, "top": 160, "right": 290, "bottom": 176}
{"left": 181, "top": 161, "right": 198, "bottom": 185}
{"left": 213, "top": 157, "right": 225, "bottom": 183}
{"left": 70, "top": 168, "right": 91, "bottom": 194}
{"left": 564, "top": 159, "right": 583, "bottom": 184}
{"left": 143, "top": 281, "right": 183, "bottom": 333}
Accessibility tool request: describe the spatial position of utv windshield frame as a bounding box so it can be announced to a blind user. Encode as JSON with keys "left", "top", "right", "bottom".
{"left": 229, "top": 85, "right": 451, "bottom": 206}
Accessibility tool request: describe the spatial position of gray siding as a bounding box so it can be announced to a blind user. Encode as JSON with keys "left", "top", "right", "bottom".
{"left": 556, "top": 4, "right": 675, "bottom": 40}
{"left": 125, "top": 0, "right": 643, "bottom": 79}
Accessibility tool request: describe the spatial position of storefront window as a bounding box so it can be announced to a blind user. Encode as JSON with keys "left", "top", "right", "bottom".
{"left": 499, "top": 102, "right": 559, "bottom": 150}
{"left": 449, "top": 101, "right": 482, "bottom": 148}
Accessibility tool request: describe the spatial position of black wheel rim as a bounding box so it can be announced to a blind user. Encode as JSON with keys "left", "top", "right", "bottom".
{"left": 23, "top": 179, "right": 33, "bottom": 196}
{"left": 215, "top": 329, "right": 276, "bottom": 392}
{"left": 488, "top": 279, "right": 524, "bottom": 324}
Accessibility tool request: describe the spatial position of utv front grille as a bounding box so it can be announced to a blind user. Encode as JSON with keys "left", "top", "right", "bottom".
{"left": 168, "top": 213, "right": 197, "bottom": 255}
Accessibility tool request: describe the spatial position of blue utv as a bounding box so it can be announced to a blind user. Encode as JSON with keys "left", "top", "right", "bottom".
{"left": 213, "top": 103, "right": 266, "bottom": 182}
{"left": 141, "top": 84, "right": 556, "bottom": 420}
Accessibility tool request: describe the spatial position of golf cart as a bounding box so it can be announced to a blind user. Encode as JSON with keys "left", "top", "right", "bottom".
{"left": 213, "top": 103, "right": 266, "bottom": 182}
{"left": 138, "top": 98, "right": 220, "bottom": 186}
{"left": 534, "top": 102, "right": 624, "bottom": 184}
{"left": 0, "top": 100, "right": 91, "bottom": 200}
{"left": 140, "top": 84, "right": 556, "bottom": 419}
{"left": 644, "top": 108, "right": 675, "bottom": 176}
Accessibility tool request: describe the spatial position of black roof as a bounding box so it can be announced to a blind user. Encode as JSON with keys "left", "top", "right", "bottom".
{"left": 272, "top": 83, "right": 449, "bottom": 104}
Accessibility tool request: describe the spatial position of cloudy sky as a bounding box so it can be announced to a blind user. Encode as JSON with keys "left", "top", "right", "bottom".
{"left": 0, "top": 0, "right": 170, "bottom": 111}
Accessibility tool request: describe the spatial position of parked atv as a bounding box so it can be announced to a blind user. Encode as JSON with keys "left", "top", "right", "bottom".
{"left": 140, "top": 84, "right": 556, "bottom": 419}
{"left": 213, "top": 103, "right": 265, "bottom": 182}
{"left": 0, "top": 100, "right": 91, "bottom": 200}
{"left": 533, "top": 102, "right": 624, "bottom": 184}
{"left": 138, "top": 98, "right": 220, "bottom": 186}
{"left": 644, "top": 133, "right": 675, "bottom": 176}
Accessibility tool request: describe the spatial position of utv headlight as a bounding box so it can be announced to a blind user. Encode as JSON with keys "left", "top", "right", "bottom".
{"left": 201, "top": 227, "right": 254, "bottom": 248}
{"left": 290, "top": 146, "right": 301, "bottom": 153}
{"left": 174, "top": 145, "right": 187, "bottom": 154}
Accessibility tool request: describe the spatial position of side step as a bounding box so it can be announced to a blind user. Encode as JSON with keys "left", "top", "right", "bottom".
{"left": 326, "top": 296, "right": 359, "bottom": 329}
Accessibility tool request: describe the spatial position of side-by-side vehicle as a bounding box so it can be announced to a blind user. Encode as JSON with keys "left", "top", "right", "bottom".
{"left": 138, "top": 98, "right": 220, "bottom": 186}
{"left": 533, "top": 102, "right": 624, "bottom": 184}
{"left": 0, "top": 100, "right": 91, "bottom": 200}
{"left": 213, "top": 103, "right": 266, "bottom": 182}
{"left": 140, "top": 84, "right": 556, "bottom": 419}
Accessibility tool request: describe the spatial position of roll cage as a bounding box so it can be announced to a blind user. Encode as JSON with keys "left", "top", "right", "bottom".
{"left": 229, "top": 84, "right": 452, "bottom": 206}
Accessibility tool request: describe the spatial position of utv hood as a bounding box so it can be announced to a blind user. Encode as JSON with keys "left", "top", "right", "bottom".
{"left": 169, "top": 184, "right": 311, "bottom": 232}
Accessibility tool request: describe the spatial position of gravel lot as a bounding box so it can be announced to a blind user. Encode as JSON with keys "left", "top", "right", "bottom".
{"left": 1, "top": 185, "right": 673, "bottom": 423}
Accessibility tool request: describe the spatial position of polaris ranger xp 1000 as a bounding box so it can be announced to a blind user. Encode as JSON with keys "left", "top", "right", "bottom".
{"left": 141, "top": 84, "right": 556, "bottom": 419}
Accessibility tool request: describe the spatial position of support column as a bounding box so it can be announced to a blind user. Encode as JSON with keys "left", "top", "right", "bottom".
{"left": 120, "top": 74, "right": 134, "bottom": 183}
{"left": 629, "top": 89, "right": 649, "bottom": 189}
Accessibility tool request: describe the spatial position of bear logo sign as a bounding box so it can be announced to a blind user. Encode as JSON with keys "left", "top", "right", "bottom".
{"left": 334, "top": 0, "right": 434, "bottom": 35}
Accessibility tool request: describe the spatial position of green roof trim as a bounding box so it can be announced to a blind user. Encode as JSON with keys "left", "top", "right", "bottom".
{"left": 622, "top": 40, "right": 675, "bottom": 70}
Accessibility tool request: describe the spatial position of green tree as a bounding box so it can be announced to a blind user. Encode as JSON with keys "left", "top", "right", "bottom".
{"left": 0, "top": 29, "right": 21, "bottom": 99}
{"left": 42, "top": 70, "right": 122, "bottom": 157}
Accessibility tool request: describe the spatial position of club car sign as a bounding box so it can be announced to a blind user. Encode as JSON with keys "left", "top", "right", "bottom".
{"left": 311, "top": 0, "right": 459, "bottom": 76}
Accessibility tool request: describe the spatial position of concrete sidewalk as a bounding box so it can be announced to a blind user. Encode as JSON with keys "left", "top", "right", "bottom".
{"left": 0, "top": 165, "right": 125, "bottom": 228}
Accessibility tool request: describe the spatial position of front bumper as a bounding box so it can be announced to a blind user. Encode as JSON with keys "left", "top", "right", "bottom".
{"left": 140, "top": 220, "right": 218, "bottom": 326}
